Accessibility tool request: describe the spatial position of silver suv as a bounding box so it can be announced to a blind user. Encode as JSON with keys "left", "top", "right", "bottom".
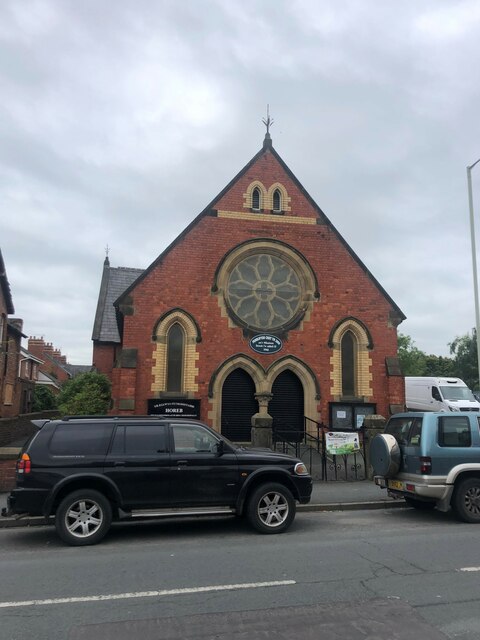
{"left": 371, "top": 412, "right": 480, "bottom": 522}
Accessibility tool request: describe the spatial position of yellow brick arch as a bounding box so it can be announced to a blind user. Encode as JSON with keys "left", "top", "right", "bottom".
{"left": 151, "top": 308, "right": 200, "bottom": 395}
{"left": 266, "top": 182, "right": 291, "bottom": 212}
{"left": 329, "top": 317, "right": 373, "bottom": 399}
{"left": 243, "top": 181, "right": 267, "bottom": 210}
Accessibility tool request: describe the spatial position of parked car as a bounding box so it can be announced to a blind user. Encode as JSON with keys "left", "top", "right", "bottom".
{"left": 2, "top": 416, "right": 312, "bottom": 545}
{"left": 405, "top": 376, "right": 480, "bottom": 413}
{"left": 371, "top": 411, "right": 480, "bottom": 522}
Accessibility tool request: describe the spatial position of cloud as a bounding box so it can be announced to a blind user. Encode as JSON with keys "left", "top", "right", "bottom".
{"left": 1, "top": 0, "right": 480, "bottom": 363}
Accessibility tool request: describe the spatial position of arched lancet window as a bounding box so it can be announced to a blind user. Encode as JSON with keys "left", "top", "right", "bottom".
{"left": 167, "top": 323, "right": 184, "bottom": 392}
{"left": 252, "top": 187, "right": 261, "bottom": 211}
{"left": 341, "top": 331, "right": 356, "bottom": 397}
{"left": 273, "top": 189, "right": 281, "bottom": 212}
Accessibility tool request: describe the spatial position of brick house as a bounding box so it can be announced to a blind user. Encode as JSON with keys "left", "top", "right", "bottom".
{"left": 1, "top": 250, "right": 29, "bottom": 419}
{"left": 92, "top": 133, "right": 405, "bottom": 443}
{"left": 27, "top": 337, "right": 76, "bottom": 385}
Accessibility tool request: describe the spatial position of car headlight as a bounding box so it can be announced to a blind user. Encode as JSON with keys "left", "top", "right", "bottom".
{"left": 294, "top": 462, "right": 309, "bottom": 476}
{"left": 449, "top": 405, "right": 460, "bottom": 412}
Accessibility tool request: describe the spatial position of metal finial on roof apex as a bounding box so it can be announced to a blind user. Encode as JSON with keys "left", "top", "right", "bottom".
{"left": 262, "top": 105, "right": 274, "bottom": 149}
{"left": 104, "top": 244, "right": 110, "bottom": 266}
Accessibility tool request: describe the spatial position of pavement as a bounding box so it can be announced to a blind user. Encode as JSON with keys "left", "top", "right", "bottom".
{"left": 0, "top": 480, "right": 404, "bottom": 529}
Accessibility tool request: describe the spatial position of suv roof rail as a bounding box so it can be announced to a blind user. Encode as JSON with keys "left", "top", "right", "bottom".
{"left": 31, "top": 419, "right": 51, "bottom": 429}
{"left": 61, "top": 415, "right": 163, "bottom": 421}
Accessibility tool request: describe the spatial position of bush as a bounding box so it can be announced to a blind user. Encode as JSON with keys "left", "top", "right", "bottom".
{"left": 57, "top": 372, "right": 111, "bottom": 415}
{"left": 32, "top": 386, "right": 57, "bottom": 411}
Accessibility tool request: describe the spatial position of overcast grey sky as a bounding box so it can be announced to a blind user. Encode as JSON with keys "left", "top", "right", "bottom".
{"left": 1, "top": 0, "right": 480, "bottom": 364}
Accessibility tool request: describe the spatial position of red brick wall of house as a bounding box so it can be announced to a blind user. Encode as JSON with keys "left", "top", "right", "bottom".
{"left": 28, "top": 338, "right": 70, "bottom": 384}
{"left": 110, "top": 149, "right": 405, "bottom": 424}
{"left": 0, "top": 457, "right": 17, "bottom": 492}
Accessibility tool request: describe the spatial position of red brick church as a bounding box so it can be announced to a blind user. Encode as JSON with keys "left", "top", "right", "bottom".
{"left": 92, "top": 128, "right": 405, "bottom": 443}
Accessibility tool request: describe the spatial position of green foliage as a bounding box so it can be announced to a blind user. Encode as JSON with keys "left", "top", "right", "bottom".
{"left": 57, "top": 371, "right": 111, "bottom": 416}
{"left": 397, "top": 333, "right": 427, "bottom": 375}
{"left": 397, "top": 333, "right": 455, "bottom": 377}
{"left": 449, "top": 330, "right": 479, "bottom": 391}
{"left": 32, "top": 386, "right": 57, "bottom": 411}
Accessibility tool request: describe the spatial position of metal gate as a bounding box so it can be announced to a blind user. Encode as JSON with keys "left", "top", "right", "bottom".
{"left": 269, "top": 370, "right": 304, "bottom": 443}
{"left": 221, "top": 368, "right": 256, "bottom": 441}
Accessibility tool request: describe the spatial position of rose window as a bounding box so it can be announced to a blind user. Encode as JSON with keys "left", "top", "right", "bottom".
{"left": 226, "top": 254, "right": 302, "bottom": 330}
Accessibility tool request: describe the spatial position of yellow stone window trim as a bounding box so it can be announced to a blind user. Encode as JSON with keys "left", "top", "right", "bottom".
{"left": 243, "top": 181, "right": 267, "bottom": 210}
{"left": 329, "top": 319, "right": 372, "bottom": 398}
{"left": 213, "top": 239, "right": 319, "bottom": 333}
{"left": 151, "top": 310, "right": 199, "bottom": 394}
{"left": 266, "top": 183, "right": 291, "bottom": 212}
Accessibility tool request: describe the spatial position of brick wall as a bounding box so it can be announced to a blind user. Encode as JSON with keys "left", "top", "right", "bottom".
{"left": 0, "top": 452, "right": 18, "bottom": 492}
{"left": 0, "top": 411, "right": 60, "bottom": 447}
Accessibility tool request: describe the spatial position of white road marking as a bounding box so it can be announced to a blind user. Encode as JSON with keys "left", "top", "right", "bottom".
{"left": 459, "top": 567, "right": 480, "bottom": 572}
{"left": 0, "top": 580, "right": 296, "bottom": 609}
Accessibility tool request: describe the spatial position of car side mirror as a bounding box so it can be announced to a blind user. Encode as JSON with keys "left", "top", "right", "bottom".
{"left": 216, "top": 440, "right": 224, "bottom": 456}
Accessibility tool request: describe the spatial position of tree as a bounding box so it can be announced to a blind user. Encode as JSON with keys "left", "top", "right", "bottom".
{"left": 449, "top": 330, "right": 479, "bottom": 391}
{"left": 57, "top": 372, "right": 111, "bottom": 415}
{"left": 397, "top": 333, "right": 427, "bottom": 375}
{"left": 32, "top": 386, "right": 57, "bottom": 411}
{"left": 397, "top": 333, "right": 455, "bottom": 378}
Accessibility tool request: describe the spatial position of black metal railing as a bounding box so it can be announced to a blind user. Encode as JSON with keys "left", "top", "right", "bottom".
{"left": 272, "top": 416, "right": 367, "bottom": 481}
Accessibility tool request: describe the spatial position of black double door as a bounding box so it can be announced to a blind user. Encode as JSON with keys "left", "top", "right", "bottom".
{"left": 221, "top": 367, "right": 305, "bottom": 444}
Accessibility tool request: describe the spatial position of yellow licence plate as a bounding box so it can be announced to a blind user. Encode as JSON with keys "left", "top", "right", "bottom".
{"left": 388, "top": 480, "right": 404, "bottom": 491}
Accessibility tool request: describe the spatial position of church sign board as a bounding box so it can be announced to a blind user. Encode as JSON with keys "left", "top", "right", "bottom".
{"left": 148, "top": 399, "right": 201, "bottom": 419}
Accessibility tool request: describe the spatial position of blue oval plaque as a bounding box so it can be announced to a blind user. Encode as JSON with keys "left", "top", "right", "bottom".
{"left": 250, "top": 334, "right": 282, "bottom": 355}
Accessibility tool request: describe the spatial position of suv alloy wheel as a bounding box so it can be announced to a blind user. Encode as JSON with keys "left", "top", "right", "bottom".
{"left": 246, "top": 483, "right": 295, "bottom": 534}
{"left": 453, "top": 478, "right": 480, "bottom": 523}
{"left": 55, "top": 489, "right": 113, "bottom": 546}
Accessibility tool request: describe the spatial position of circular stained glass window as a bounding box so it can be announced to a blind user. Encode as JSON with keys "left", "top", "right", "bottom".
{"left": 226, "top": 254, "right": 302, "bottom": 330}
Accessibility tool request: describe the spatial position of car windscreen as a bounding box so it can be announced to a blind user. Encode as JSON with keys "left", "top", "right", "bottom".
{"left": 439, "top": 386, "right": 476, "bottom": 401}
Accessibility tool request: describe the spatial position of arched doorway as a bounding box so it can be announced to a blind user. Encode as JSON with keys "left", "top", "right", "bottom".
{"left": 269, "top": 370, "right": 304, "bottom": 442}
{"left": 221, "top": 368, "right": 257, "bottom": 441}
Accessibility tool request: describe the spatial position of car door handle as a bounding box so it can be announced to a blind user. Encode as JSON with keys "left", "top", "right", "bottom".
{"left": 175, "top": 460, "right": 188, "bottom": 467}
{"left": 113, "top": 461, "right": 125, "bottom": 466}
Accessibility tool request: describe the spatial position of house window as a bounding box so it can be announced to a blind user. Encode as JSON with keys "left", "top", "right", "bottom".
{"left": 252, "top": 187, "right": 261, "bottom": 211}
{"left": 273, "top": 189, "right": 281, "bottom": 212}
{"left": 166, "top": 323, "right": 184, "bottom": 392}
{"left": 341, "top": 331, "right": 356, "bottom": 396}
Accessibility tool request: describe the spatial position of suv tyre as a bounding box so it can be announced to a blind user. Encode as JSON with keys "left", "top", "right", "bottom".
{"left": 453, "top": 478, "right": 480, "bottom": 523}
{"left": 55, "top": 489, "right": 113, "bottom": 546}
{"left": 246, "top": 483, "right": 295, "bottom": 534}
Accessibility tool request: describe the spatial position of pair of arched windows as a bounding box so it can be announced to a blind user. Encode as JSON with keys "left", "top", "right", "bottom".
{"left": 252, "top": 187, "right": 282, "bottom": 212}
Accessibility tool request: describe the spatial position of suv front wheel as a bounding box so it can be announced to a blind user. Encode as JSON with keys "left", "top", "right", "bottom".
{"left": 246, "top": 483, "right": 295, "bottom": 534}
{"left": 55, "top": 489, "right": 113, "bottom": 546}
{"left": 453, "top": 478, "right": 480, "bottom": 523}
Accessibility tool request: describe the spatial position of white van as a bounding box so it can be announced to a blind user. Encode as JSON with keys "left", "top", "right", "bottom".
{"left": 405, "top": 377, "right": 480, "bottom": 412}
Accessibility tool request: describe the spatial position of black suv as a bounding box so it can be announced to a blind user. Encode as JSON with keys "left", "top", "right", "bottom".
{"left": 3, "top": 416, "right": 312, "bottom": 545}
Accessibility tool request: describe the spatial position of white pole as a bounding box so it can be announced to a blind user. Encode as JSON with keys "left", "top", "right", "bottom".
{"left": 467, "top": 158, "right": 480, "bottom": 389}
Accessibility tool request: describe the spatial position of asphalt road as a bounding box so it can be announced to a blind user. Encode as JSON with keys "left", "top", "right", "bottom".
{"left": 1, "top": 507, "right": 480, "bottom": 639}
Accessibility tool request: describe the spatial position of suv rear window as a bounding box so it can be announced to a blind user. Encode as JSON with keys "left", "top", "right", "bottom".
{"left": 386, "top": 416, "right": 423, "bottom": 445}
{"left": 438, "top": 416, "right": 472, "bottom": 447}
{"left": 50, "top": 424, "right": 113, "bottom": 456}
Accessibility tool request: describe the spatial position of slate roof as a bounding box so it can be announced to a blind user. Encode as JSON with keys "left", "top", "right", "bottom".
{"left": 92, "top": 258, "right": 144, "bottom": 343}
